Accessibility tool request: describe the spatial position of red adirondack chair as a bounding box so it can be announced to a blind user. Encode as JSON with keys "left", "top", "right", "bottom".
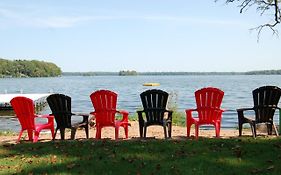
{"left": 10, "top": 96, "right": 54, "bottom": 143}
{"left": 90, "top": 90, "right": 130, "bottom": 139}
{"left": 186, "top": 87, "right": 225, "bottom": 139}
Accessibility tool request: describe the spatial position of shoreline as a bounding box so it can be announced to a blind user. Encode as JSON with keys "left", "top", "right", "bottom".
{"left": 1, "top": 121, "right": 275, "bottom": 145}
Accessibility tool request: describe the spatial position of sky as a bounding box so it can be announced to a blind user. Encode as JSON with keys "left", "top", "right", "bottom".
{"left": 0, "top": 0, "right": 280, "bottom": 72}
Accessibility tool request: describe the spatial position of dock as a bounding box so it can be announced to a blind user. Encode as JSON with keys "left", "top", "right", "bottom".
{"left": 0, "top": 93, "right": 51, "bottom": 110}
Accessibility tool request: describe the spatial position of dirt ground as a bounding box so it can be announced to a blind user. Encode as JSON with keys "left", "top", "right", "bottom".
{"left": 2, "top": 121, "right": 274, "bottom": 145}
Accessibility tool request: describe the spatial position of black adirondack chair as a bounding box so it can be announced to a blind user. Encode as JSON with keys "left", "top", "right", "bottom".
{"left": 47, "top": 94, "right": 89, "bottom": 140}
{"left": 237, "top": 86, "right": 281, "bottom": 137}
{"left": 137, "top": 89, "right": 173, "bottom": 138}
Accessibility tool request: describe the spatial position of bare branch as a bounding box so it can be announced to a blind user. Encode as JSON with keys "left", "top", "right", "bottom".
{"left": 219, "top": 0, "right": 281, "bottom": 40}
{"left": 251, "top": 21, "right": 279, "bottom": 42}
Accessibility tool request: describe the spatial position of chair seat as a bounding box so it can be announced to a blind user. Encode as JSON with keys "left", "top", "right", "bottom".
{"left": 189, "top": 117, "right": 219, "bottom": 125}
{"left": 35, "top": 123, "right": 53, "bottom": 130}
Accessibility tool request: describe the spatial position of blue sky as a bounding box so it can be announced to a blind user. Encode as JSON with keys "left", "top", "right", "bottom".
{"left": 0, "top": 0, "right": 280, "bottom": 72}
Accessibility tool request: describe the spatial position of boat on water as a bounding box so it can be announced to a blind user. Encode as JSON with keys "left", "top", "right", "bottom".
{"left": 143, "top": 83, "right": 160, "bottom": 86}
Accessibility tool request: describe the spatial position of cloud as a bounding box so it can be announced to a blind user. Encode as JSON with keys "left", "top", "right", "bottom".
{"left": 0, "top": 8, "right": 250, "bottom": 29}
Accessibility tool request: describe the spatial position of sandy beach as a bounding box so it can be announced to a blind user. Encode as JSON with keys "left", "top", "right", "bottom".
{"left": 1, "top": 121, "right": 275, "bottom": 145}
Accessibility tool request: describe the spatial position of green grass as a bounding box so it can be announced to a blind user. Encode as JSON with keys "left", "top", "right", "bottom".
{"left": 1, "top": 138, "right": 281, "bottom": 175}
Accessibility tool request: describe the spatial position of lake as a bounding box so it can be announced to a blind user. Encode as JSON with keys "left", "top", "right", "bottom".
{"left": 1, "top": 75, "right": 281, "bottom": 131}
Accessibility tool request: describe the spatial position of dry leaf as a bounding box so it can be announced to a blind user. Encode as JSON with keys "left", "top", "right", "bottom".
{"left": 267, "top": 165, "right": 274, "bottom": 171}
{"left": 67, "top": 163, "right": 76, "bottom": 169}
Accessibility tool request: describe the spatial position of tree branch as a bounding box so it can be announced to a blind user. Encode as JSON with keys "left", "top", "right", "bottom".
{"left": 220, "top": 0, "right": 281, "bottom": 40}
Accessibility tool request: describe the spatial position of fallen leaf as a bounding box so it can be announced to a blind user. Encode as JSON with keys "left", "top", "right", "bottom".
{"left": 67, "top": 163, "right": 76, "bottom": 169}
{"left": 50, "top": 155, "right": 57, "bottom": 164}
{"left": 251, "top": 168, "right": 262, "bottom": 174}
{"left": 267, "top": 165, "right": 274, "bottom": 171}
{"left": 156, "top": 164, "right": 161, "bottom": 170}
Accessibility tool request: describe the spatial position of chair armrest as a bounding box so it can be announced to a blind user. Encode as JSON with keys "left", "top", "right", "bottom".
{"left": 72, "top": 112, "right": 89, "bottom": 123}
{"left": 118, "top": 110, "right": 129, "bottom": 115}
{"left": 36, "top": 114, "right": 54, "bottom": 123}
{"left": 185, "top": 109, "right": 197, "bottom": 118}
{"left": 185, "top": 109, "right": 197, "bottom": 113}
{"left": 117, "top": 110, "right": 129, "bottom": 122}
{"left": 236, "top": 107, "right": 254, "bottom": 112}
{"left": 236, "top": 107, "right": 255, "bottom": 123}
{"left": 220, "top": 109, "right": 226, "bottom": 112}
{"left": 36, "top": 114, "right": 53, "bottom": 118}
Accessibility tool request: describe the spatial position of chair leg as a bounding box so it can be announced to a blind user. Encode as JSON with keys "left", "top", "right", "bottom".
{"left": 33, "top": 131, "right": 40, "bottom": 142}
{"left": 215, "top": 123, "right": 221, "bottom": 138}
{"left": 115, "top": 126, "right": 119, "bottom": 140}
{"left": 139, "top": 121, "right": 144, "bottom": 138}
{"left": 186, "top": 122, "right": 191, "bottom": 137}
{"left": 253, "top": 124, "right": 257, "bottom": 138}
{"left": 85, "top": 125, "right": 89, "bottom": 139}
{"left": 60, "top": 128, "right": 65, "bottom": 140}
{"left": 53, "top": 128, "right": 58, "bottom": 140}
{"left": 96, "top": 127, "right": 101, "bottom": 139}
{"left": 27, "top": 129, "right": 33, "bottom": 141}
{"left": 195, "top": 124, "right": 199, "bottom": 139}
{"left": 51, "top": 127, "right": 55, "bottom": 140}
{"left": 163, "top": 126, "right": 167, "bottom": 139}
{"left": 267, "top": 123, "right": 273, "bottom": 135}
{"left": 238, "top": 111, "right": 244, "bottom": 136}
{"left": 273, "top": 123, "right": 279, "bottom": 136}
{"left": 71, "top": 128, "right": 77, "bottom": 140}
{"left": 168, "top": 123, "right": 172, "bottom": 138}
{"left": 238, "top": 121, "right": 243, "bottom": 136}
{"left": 17, "top": 130, "right": 24, "bottom": 143}
{"left": 144, "top": 125, "right": 147, "bottom": 138}
{"left": 250, "top": 123, "right": 257, "bottom": 138}
{"left": 124, "top": 125, "right": 129, "bottom": 139}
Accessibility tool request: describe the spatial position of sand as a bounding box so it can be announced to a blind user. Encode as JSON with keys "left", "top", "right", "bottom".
{"left": 1, "top": 121, "right": 274, "bottom": 145}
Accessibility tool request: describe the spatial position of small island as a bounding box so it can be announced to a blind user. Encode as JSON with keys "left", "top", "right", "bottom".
{"left": 0, "top": 58, "right": 62, "bottom": 78}
{"left": 119, "top": 70, "right": 138, "bottom": 76}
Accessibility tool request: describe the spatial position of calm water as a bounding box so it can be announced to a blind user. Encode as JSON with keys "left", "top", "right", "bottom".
{"left": 1, "top": 75, "right": 281, "bottom": 131}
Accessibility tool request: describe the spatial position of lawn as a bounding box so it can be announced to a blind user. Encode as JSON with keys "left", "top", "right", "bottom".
{"left": 1, "top": 137, "right": 281, "bottom": 175}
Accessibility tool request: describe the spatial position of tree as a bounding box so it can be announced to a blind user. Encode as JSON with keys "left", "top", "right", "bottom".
{"left": 0, "top": 58, "right": 62, "bottom": 77}
{"left": 218, "top": 0, "right": 281, "bottom": 39}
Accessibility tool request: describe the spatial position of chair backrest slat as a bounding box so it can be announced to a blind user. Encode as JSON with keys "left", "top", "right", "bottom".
{"left": 140, "top": 89, "right": 169, "bottom": 124}
{"left": 10, "top": 97, "right": 35, "bottom": 130}
{"left": 195, "top": 87, "right": 224, "bottom": 122}
{"left": 47, "top": 94, "right": 72, "bottom": 128}
{"left": 90, "top": 90, "right": 117, "bottom": 126}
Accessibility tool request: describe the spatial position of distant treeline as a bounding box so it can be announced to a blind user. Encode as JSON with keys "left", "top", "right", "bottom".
{"left": 63, "top": 70, "right": 281, "bottom": 76}
{"left": 0, "top": 58, "right": 61, "bottom": 78}
{"left": 245, "top": 70, "right": 281, "bottom": 75}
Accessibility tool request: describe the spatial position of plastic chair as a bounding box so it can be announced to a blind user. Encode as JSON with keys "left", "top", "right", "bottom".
{"left": 90, "top": 90, "right": 130, "bottom": 140}
{"left": 186, "top": 87, "right": 225, "bottom": 139}
{"left": 237, "top": 86, "right": 281, "bottom": 137}
{"left": 10, "top": 96, "right": 54, "bottom": 143}
{"left": 137, "top": 89, "right": 173, "bottom": 138}
{"left": 47, "top": 94, "right": 89, "bottom": 140}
